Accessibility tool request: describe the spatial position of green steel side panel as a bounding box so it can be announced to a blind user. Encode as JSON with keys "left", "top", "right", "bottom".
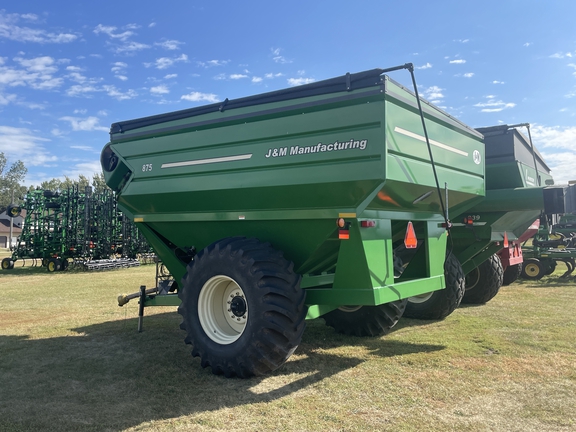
{"left": 103, "top": 69, "right": 487, "bottom": 310}
{"left": 486, "top": 162, "right": 553, "bottom": 190}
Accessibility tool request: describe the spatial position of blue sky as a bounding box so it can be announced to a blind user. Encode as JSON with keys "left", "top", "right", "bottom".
{"left": 1, "top": 1, "right": 575, "bottom": 186}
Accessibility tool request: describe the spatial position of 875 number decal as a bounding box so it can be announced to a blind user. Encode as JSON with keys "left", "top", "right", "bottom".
{"left": 142, "top": 163, "right": 153, "bottom": 172}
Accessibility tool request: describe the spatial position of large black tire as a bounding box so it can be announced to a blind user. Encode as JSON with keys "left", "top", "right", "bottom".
{"left": 502, "top": 263, "right": 522, "bottom": 286}
{"left": 2, "top": 257, "right": 14, "bottom": 270}
{"left": 520, "top": 258, "right": 545, "bottom": 280}
{"left": 462, "top": 254, "right": 504, "bottom": 304}
{"left": 323, "top": 300, "right": 407, "bottom": 337}
{"left": 404, "top": 253, "right": 465, "bottom": 320}
{"left": 178, "top": 237, "right": 306, "bottom": 378}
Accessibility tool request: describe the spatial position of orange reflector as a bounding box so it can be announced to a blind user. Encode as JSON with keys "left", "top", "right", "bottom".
{"left": 339, "top": 229, "right": 350, "bottom": 240}
{"left": 503, "top": 232, "right": 509, "bottom": 248}
{"left": 404, "top": 221, "right": 417, "bottom": 249}
{"left": 337, "top": 218, "right": 346, "bottom": 228}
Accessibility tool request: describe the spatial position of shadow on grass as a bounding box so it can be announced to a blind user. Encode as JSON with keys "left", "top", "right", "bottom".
{"left": 0, "top": 313, "right": 444, "bottom": 431}
{"left": 0, "top": 262, "right": 49, "bottom": 275}
{"left": 514, "top": 275, "right": 576, "bottom": 288}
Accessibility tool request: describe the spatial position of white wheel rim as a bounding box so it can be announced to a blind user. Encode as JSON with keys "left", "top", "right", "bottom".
{"left": 198, "top": 275, "right": 247, "bottom": 345}
{"left": 408, "top": 292, "right": 434, "bottom": 304}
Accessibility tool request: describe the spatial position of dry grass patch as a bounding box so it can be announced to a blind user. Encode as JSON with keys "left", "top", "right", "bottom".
{"left": 0, "top": 264, "right": 575, "bottom": 431}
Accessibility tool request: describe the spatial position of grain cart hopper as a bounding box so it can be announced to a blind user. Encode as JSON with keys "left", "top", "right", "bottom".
{"left": 460, "top": 124, "right": 554, "bottom": 296}
{"left": 412, "top": 124, "right": 555, "bottom": 310}
{"left": 401, "top": 123, "right": 552, "bottom": 316}
{"left": 101, "top": 64, "right": 485, "bottom": 377}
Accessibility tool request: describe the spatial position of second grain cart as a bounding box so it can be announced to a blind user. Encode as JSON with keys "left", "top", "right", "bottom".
{"left": 102, "top": 66, "right": 485, "bottom": 377}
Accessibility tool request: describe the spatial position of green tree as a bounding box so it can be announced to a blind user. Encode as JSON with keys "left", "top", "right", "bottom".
{"left": 0, "top": 152, "right": 28, "bottom": 213}
{"left": 92, "top": 172, "right": 110, "bottom": 194}
{"left": 39, "top": 178, "right": 63, "bottom": 192}
{"left": 31, "top": 172, "right": 110, "bottom": 195}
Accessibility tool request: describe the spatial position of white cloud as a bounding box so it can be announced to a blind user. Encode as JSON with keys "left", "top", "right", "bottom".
{"left": 531, "top": 125, "right": 576, "bottom": 152}
{"left": 155, "top": 39, "right": 184, "bottom": 50}
{"left": 59, "top": 116, "right": 109, "bottom": 132}
{"left": 492, "top": 80, "right": 505, "bottom": 84}
{"left": 463, "top": 73, "right": 474, "bottom": 78}
{"left": 539, "top": 151, "right": 576, "bottom": 184}
{"left": 474, "top": 96, "right": 516, "bottom": 112}
{"left": 94, "top": 24, "right": 150, "bottom": 54}
{"left": 70, "top": 145, "right": 95, "bottom": 152}
{"left": 164, "top": 73, "right": 177, "bottom": 79}
{"left": 0, "top": 125, "right": 56, "bottom": 168}
{"left": 150, "top": 85, "right": 169, "bottom": 95}
{"left": 423, "top": 85, "right": 444, "bottom": 103}
{"left": 449, "top": 59, "right": 466, "bottom": 64}
{"left": 65, "top": 160, "right": 103, "bottom": 180}
{"left": 287, "top": 77, "right": 315, "bottom": 86}
{"left": 454, "top": 39, "right": 469, "bottom": 43}
{"left": 264, "top": 73, "right": 283, "bottom": 79}
{"left": 181, "top": 92, "right": 219, "bottom": 103}
{"left": 0, "top": 92, "right": 17, "bottom": 105}
{"left": 271, "top": 48, "right": 291, "bottom": 64}
{"left": 114, "top": 41, "right": 150, "bottom": 54}
{"left": 66, "top": 84, "right": 100, "bottom": 97}
{"left": 102, "top": 85, "right": 138, "bottom": 100}
{"left": 93, "top": 24, "right": 134, "bottom": 41}
{"left": 111, "top": 62, "right": 127, "bottom": 72}
{"left": 147, "top": 54, "right": 188, "bottom": 70}
{"left": 0, "top": 11, "right": 78, "bottom": 43}
{"left": 550, "top": 52, "right": 573, "bottom": 59}
{"left": 252, "top": 76, "right": 263, "bottom": 83}
{"left": 524, "top": 42, "right": 532, "bottom": 47}
{"left": 213, "top": 73, "right": 249, "bottom": 81}
{"left": 197, "top": 60, "right": 229, "bottom": 68}
{"left": 416, "top": 63, "right": 432, "bottom": 70}
{"left": 67, "top": 81, "right": 137, "bottom": 100}
{"left": 2, "top": 55, "right": 64, "bottom": 90}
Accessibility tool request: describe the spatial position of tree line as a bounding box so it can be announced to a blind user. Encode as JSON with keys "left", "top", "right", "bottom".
{"left": 0, "top": 152, "right": 109, "bottom": 213}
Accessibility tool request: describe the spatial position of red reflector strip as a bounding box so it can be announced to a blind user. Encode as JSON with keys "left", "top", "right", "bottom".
{"left": 339, "top": 229, "right": 350, "bottom": 240}
{"left": 503, "top": 232, "right": 509, "bottom": 248}
{"left": 404, "top": 221, "right": 417, "bottom": 249}
{"left": 360, "top": 220, "right": 376, "bottom": 228}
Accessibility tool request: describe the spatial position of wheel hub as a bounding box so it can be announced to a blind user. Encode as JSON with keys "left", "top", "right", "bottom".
{"left": 230, "top": 295, "right": 247, "bottom": 317}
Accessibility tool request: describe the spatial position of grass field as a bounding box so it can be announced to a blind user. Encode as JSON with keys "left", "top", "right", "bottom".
{"left": 1, "top": 253, "right": 575, "bottom": 431}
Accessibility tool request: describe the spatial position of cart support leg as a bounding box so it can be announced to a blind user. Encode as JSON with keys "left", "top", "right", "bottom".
{"left": 138, "top": 285, "right": 146, "bottom": 332}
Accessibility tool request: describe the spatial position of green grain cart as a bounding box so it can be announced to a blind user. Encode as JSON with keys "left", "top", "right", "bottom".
{"left": 102, "top": 65, "right": 485, "bottom": 377}
{"left": 440, "top": 124, "right": 554, "bottom": 305}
